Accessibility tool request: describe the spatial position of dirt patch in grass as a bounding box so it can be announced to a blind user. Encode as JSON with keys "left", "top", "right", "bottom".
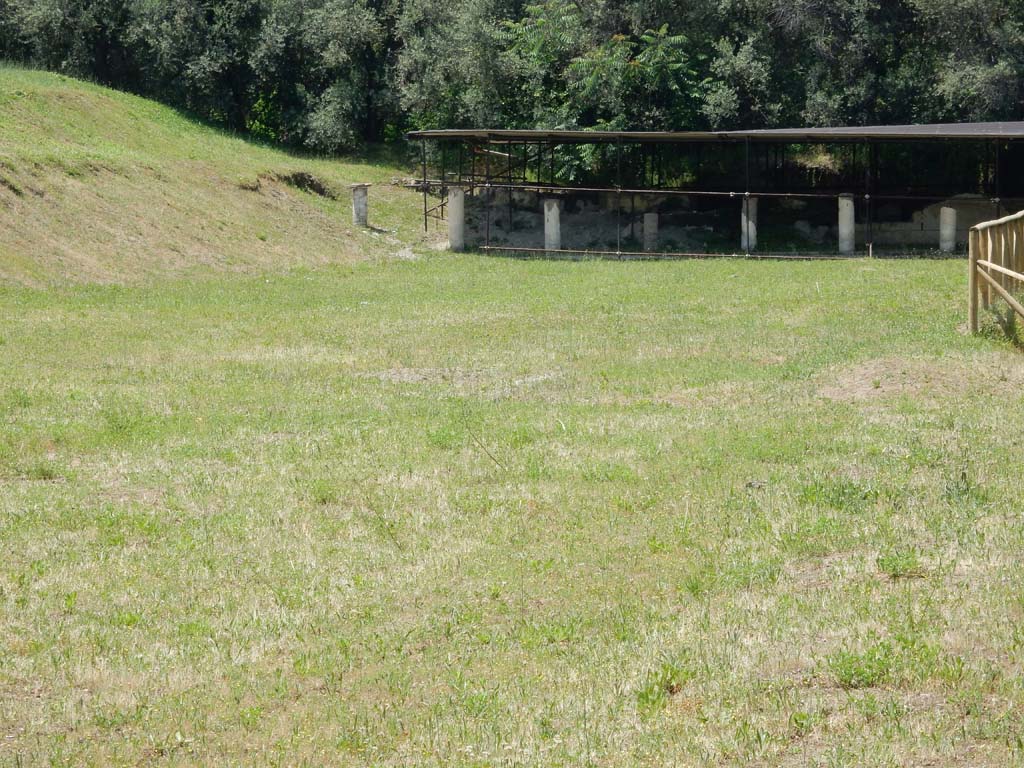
{"left": 270, "top": 171, "right": 339, "bottom": 200}
{"left": 817, "top": 354, "right": 1024, "bottom": 403}
{"left": 785, "top": 552, "right": 866, "bottom": 590}
{"left": 771, "top": 688, "right": 1010, "bottom": 767}
{"left": 0, "top": 174, "right": 24, "bottom": 197}
{"left": 362, "top": 367, "right": 559, "bottom": 397}
{"left": 366, "top": 367, "right": 459, "bottom": 385}
{"left": 654, "top": 381, "right": 762, "bottom": 409}
{"left": 818, "top": 357, "right": 963, "bottom": 402}
{"left": 0, "top": 166, "right": 378, "bottom": 284}
{"left": 238, "top": 171, "right": 340, "bottom": 199}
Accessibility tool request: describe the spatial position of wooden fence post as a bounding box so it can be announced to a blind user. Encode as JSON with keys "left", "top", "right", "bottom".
{"left": 971, "top": 210, "right": 1024, "bottom": 334}
{"left": 999, "top": 227, "right": 1008, "bottom": 292}
{"left": 1009, "top": 225, "right": 1019, "bottom": 333}
{"left": 969, "top": 228, "right": 979, "bottom": 333}
{"left": 1011, "top": 221, "right": 1019, "bottom": 278}
{"left": 982, "top": 229, "right": 991, "bottom": 309}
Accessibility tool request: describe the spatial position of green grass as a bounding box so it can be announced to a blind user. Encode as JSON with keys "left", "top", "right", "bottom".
{"left": 4, "top": 256, "right": 1024, "bottom": 766}
{"left": 0, "top": 65, "right": 433, "bottom": 285}
{"left": 3, "top": 67, "right": 1024, "bottom": 767}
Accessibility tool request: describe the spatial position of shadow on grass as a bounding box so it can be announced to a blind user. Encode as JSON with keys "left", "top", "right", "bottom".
{"left": 978, "top": 305, "right": 1024, "bottom": 349}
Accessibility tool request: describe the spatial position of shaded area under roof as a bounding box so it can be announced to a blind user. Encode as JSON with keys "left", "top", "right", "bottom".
{"left": 408, "top": 122, "right": 1024, "bottom": 143}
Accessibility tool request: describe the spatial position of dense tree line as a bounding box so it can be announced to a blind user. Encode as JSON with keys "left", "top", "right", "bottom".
{"left": 1, "top": 0, "right": 1022, "bottom": 153}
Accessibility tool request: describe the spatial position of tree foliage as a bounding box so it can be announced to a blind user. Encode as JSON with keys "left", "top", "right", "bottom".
{"left": 1, "top": 0, "right": 1023, "bottom": 152}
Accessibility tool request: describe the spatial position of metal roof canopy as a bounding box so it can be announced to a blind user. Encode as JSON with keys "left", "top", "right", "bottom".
{"left": 411, "top": 120, "right": 1024, "bottom": 248}
{"left": 409, "top": 122, "right": 1024, "bottom": 143}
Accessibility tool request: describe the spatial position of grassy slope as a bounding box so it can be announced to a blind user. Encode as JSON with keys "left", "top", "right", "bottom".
{"left": 0, "top": 66, "right": 433, "bottom": 285}
{"left": 3, "top": 69, "right": 1024, "bottom": 767}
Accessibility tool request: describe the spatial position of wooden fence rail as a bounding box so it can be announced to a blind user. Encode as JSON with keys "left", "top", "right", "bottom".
{"left": 969, "top": 209, "right": 1024, "bottom": 333}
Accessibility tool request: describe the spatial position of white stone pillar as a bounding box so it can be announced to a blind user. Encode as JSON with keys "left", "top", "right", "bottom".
{"left": 543, "top": 198, "right": 561, "bottom": 252}
{"left": 939, "top": 206, "right": 957, "bottom": 252}
{"left": 643, "top": 213, "right": 659, "bottom": 252}
{"left": 838, "top": 194, "right": 855, "bottom": 254}
{"left": 741, "top": 196, "right": 758, "bottom": 252}
{"left": 351, "top": 184, "right": 369, "bottom": 227}
{"left": 447, "top": 187, "right": 465, "bottom": 251}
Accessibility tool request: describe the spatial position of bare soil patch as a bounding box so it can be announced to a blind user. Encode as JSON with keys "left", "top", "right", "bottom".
{"left": 269, "top": 171, "right": 338, "bottom": 200}
{"left": 817, "top": 354, "right": 1024, "bottom": 403}
{"left": 361, "top": 367, "right": 560, "bottom": 397}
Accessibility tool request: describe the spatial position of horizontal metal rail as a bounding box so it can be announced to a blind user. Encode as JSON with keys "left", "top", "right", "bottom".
{"left": 480, "top": 245, "right": 857, "bottom": 260}
{"left": 436, "top": 180, "right": 998, "bottom": 204}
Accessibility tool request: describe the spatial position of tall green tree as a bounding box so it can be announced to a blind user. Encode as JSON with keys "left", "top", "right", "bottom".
{"left": 2, "top": 0, "right": 1024, "bottom": 150}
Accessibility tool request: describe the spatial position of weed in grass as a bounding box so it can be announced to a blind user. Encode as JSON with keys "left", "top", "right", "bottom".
{"left": 852, "top": 693, "right": 908, "bottom": 729}
{"left": 646, "top": 534, "right": 669, "bottom": 554}
{"left": 943, "top": 452, "right": 988, "bottom": 507}
{"left": 891, "top": 630, "right": 942, "bottom": 682}
{"left": 537, "top": 708, "right": 557, "bottom": 740}
{"left": 336, "top": 722, "right": 371, "bottom": 756}
{"left": 111, "top": 609, "right": 143, "bottom": 628}
{"left": 724, "top": 554, "right": 782, "bottom": 590}
{"left": 799, "top": 476, "right": 879, "bottom": 513}
{"left": 21, "top": 459, "right": 61, "bottom": 481}
{"left": 937, "top": 654, "right": 967, "bottom": 685}
{"left": 98, "top": 399, "right": 152, "bottom": 443}
{"left": 427, "top": 421, "right": 464, "bottom": 450}
{"left": 517, "top": 616, "right": 583, "bottom": 649}
{"left": 608, "top": 603, "right": 647, "bottom": 643}
{"left": 636, "top": 657, "right": 694, "bottom": 714}
{"left": 239, "top": 706, "right": 263, "bottom": 731}
{"left": 309, "top": 478, "right": 339, "bottom": 506}
{"left": 613, "top": 489, "right": 660, "bottom": 514}
{"left": 829, "top": 639, "right": 895, "bottom": 689}
{"left": 734, "top": 720, "right": 773, "bottom": 760}
{"left": 780, "top": 510, "right": 850, "bottom": 557}
{"left": 5, "top": 387, "right": 31, "bottom": 409}
{"left": 93, "top": 705, "right": 146, "bottom": 731}
{"left": 877, "top": 548, "right": 925, "bottom": 579}
{"left": 582, "top": 461, "right": 640, "bottom": 483}
{"left": 177, "top": 619, "right": 213, "bottom": 641}
{"left": 789, "top": 710, "right": 818, "bottom": 737}
{"left": 523, "top": 454, "right": 550, "bottom": 480}
{"left": 679, "top": 558, "right": 718, "bottom": 599}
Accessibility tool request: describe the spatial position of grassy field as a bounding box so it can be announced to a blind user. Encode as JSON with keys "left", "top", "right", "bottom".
{"left": 0, "top": 66, "right": 432, "bottom": 285}
{"left": 3, "top": 69, "right": 1024, "bottom": 767}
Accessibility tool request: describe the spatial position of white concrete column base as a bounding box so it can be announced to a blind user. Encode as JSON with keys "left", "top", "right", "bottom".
{"left": 351, "top": 184, "right": 369, "bottom": 227}
{"left": 543, "top": 198, "right": 561, "bottom": 252}
{"left": 838, "top": 194, "right": 855, "bottom": 254}
{"left": 939, "top": 206, "right": 956, "bottom": 252}
{"left": 741, "top": 197, "right": 758, "bottom": 252}
{"left": 447, "top": 187, "right": 465, "bottom": 251}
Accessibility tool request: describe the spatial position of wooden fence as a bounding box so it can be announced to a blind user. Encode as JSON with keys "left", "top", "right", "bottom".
{"left": 969, "top": 210, "right": 1024, "bottom": 333}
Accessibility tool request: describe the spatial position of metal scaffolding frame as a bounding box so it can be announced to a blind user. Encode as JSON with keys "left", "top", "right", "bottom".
{"left": 410, "top": 124, "right": 1024, "bottom": 258}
